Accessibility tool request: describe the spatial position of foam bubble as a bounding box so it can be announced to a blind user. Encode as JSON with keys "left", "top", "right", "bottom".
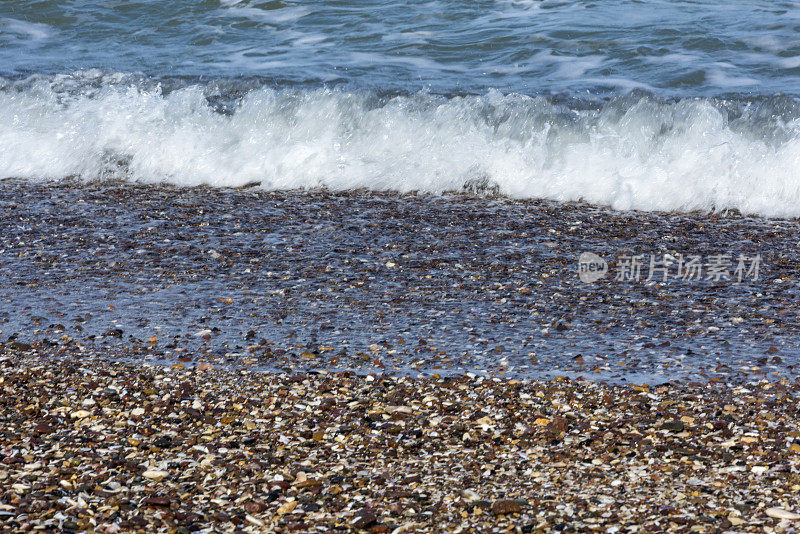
{"left": 2, "top": 78, "right": 800, "bottom": 217}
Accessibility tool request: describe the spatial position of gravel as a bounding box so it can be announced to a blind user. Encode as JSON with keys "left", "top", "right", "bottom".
{"left": 2, "top": 352, "right": 800, "bottom": 532}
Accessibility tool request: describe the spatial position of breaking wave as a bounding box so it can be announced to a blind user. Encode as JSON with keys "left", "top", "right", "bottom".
{"left": 2, "top": 73, "right": 800, "bottom": 217}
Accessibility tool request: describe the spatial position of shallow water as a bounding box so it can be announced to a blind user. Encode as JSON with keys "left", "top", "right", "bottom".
{"left": 1, "top": 181, "right": 797, "bottom": 383}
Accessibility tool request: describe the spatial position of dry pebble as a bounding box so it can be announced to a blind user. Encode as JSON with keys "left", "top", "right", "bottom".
{"left": 2, "top": 353, "right": 800, "bottom": 533}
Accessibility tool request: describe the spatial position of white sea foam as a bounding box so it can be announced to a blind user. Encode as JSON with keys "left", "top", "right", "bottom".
{"left": 0, "top": 17, "right": 53, "bottom": 42}
{"left": 219, "top": 2, "right": 310, "bottom": 25}
{"left": 706, "top": 64, "right": 760, "bottom": 88}
{"left": 2, "top": 80, "right": 800, "bottom": 217}
{"left": 778, "top": 56, "right": 800, "bottom": 70}
{"left": 530, "top": 51, "right": 606, "bottom": 80}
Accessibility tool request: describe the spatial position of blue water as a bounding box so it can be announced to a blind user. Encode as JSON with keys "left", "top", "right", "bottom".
{"left": 3, "top": 1, "right": 800, "bottom": 217}
{"left": 2, "top": 0, "right": 800, "bottom": 96}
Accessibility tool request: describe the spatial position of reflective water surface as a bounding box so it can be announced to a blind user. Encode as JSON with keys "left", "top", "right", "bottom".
{"left": 2, "top": 180, "right": 797, "bottom": 383}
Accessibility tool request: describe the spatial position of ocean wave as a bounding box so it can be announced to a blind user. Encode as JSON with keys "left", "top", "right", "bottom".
{"left": 2, "top": 75, "right": 800, "bottom": 217}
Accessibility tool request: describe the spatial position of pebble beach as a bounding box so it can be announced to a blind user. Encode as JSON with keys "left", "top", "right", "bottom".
{"left": 3, "top": 350, "right": 800, "bottom": 533}
{"left": 2, "top": 182, "right": 800, "bottom": 532}
{"left": 4, "top": 0, "right": 800, "bottom": 532}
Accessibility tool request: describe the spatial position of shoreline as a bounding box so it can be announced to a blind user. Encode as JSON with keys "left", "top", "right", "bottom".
{"left": 1, "top": 181, "right": 798, "bottom": 385}
{"left": 2, "top": 353, "right": 800, "bottom": 532}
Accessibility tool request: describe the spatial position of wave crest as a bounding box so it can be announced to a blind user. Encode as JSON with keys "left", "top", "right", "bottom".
{"left": 2, "top": 76, "right": 800, "bottom": 217}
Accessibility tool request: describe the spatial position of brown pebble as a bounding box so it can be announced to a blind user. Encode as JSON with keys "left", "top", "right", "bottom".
{"left": 352, "top": 512, "right": 378, "bottom": 529}
{"left": 33, "top": 423, "right": 53, "bottom": 434}
{"left": 144, "top": 496, "right": 171, "bottom": 507}
{"left": 548, "top": 417, "right": 569, "bottom": 434}
{"left": 492, "top": 500, "right": 521, "bottom": 515}
{"left": 661, "top": 421, "right": 685, "bottom": 432}
{"left": 270, "top": 480, "right": 291, "bottom": 490}
{"left": 244, "top": 501, "right": 266, "bottom": 513}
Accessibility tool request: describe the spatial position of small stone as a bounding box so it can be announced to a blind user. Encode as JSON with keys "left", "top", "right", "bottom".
{"left": 153, "top": 435, "right": 172, "bottom": 448}
{"left": 184, "top": 512, "right": 203, "bottom": 524}
{"left": 131, "top": 408, "right": 145, "bottom": 417}
{"left": 33, "top": 422, "right": 53, "bottom": 434}
{"left": 728, "top": 515, "right": 745, "bottom": 526}
{"left": 277, "top": 501, "right": 297, "bottom": 515}
{"left": 461, "top": 489, "right": 480, "bottom": 502}
{"left": 492, "top": 499, "right": 522, "bottom": 515}
{"left": 548, "top": 417, "right": 569, "bottom": 434}
{"left": 352, "top": 512, "right": 378, "bottom": 529}
{"left": 246, "top": 514, "right": 265, "bottom": 527}
{"left": 142, "top": 470, "right": 169, "bottom": 482}
{"left": 766, "top": 507, "right": 800, "bottom": 521}
{"left": 661, "top": 421, "right": 684, "bottom": 432}
{"left": 72, "top": 409, "right": 92, "bottom": 419}
{"left": 144, "top": 496, "right": 171, "bottom": 507}
{"left": 244, "top": 501, "right": 266, "bottom": 513}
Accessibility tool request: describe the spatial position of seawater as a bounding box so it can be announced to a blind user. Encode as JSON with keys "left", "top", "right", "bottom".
{"left": 2, "top": 1, "right": 800, "bottom": 216}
